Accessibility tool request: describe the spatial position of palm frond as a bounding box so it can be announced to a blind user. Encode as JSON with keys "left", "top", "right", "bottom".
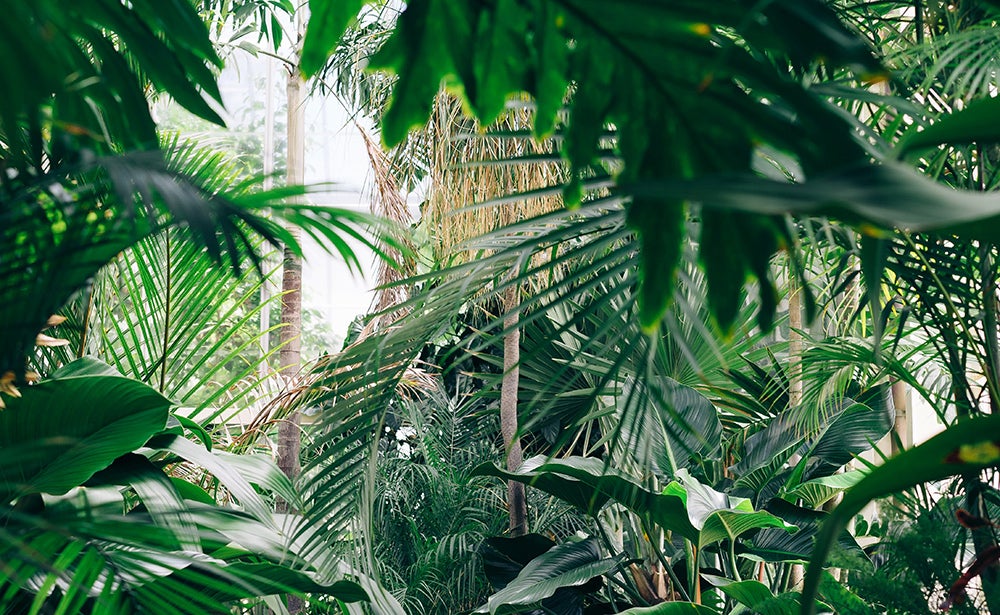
{"left": 90, "top": 231, "right": 285, "bottom": 423}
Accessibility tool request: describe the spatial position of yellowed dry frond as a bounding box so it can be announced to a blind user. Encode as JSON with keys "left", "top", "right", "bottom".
{"left": 358, "top": 123, "right": 416, "bottom": 335}
{"left": 423, "top": 95, "right": 563, "bottom": 279}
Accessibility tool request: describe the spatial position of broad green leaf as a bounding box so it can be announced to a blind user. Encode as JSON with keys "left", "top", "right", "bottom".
{"left": 629, "top": 197, "right": 684, "bottom": 331}
{"left": 730, "top": 413, "right": 805, "bottom": 493}
{"left": 632, "top": 161, "right": 1000, "bottom": 244}
{"left": 169, "top": 477, "right": 216, "bottom": 505}
{"left": 301, "top": 0, "right": 369, "bottom": 76}
{"left": 711, "top": 578, "right": 775, "bottom": 606}
{"left": 701, "top": 509, "right": 794, "bottom": 550}
{"left": 471, "top": 0, "right": 530, "bottom": 124}
{"left": 170, "top": 414, "right": 212, "bottom": 451}
{"left": 700, "top": 211, "right": 754, "bottom": 331}
{"left": 707, "top": 578, "right": 800, "bottom": 615}
{"left": 367, "top": 0, "right": 477, "bottom": 147}
{"left": 148, "top": 434, "right": 274, "bottom": 521}
{"left": 816, "top": 571, "right": 876, "bottom": 615}
{"left": 474, "top": 456, "right": 699, "bottom": 541}
{"left": 480, "top": 538, "right": 620, "bottom": 615}
{"left": 748, "top": 500, "right": 865, "bottom": 566}
{"left": 731, "top": 398, "right": 886, "bottom": 495}
{"left": 860, "top": 236, "right": 888, "bottom": 357}
{"left": 701, "top": 211, "right": 783, "bottom": 331}
{"left": 783, "top": 470, "right": 866, "bottom": 508}
{"left": 801, "top": 413, "right": 1000, "bottom": 615}
{"left": 49, "top": 356, "right": 122, "bottom": 378}
{"left": 481, "top": 534, "right": 558, "bottom": 590}
{"left": 212, "top": 451, "right": 301, "bottom": 510}
{"left": 900, "top": 95, "right": 1000, "bottom": 152}
{"left": 530, "top": 2, "right": 569, "bottom": 138}
{"left": 675, "top": 470, "right": 795, "bottom": 549}
{"left": 625, "top": 105, "right": 688, "bottom": 330}
{"left": 0, "top": 0, "right": 223, "bottom": 156}
{"left": 806, "top": 403, "right": 890, "bottom": 464}
{"left": 185, "top": 506, "right": 299, "bottom": 563}
{"left": 86, "top": 453, "right": 200, "bottom": 550}
{"left": 0, "top": 359, "right": 170, "bottom": 502}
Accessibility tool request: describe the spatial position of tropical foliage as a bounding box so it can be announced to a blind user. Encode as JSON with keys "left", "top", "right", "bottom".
{"left": 0, "top": 1, "right": 378, "bottom": 612}
{"left": 297, "top": 0, "right": 1000, "bottom": 613}
{"left": 9, "top": 1, "right": 1000, "bottom": 614}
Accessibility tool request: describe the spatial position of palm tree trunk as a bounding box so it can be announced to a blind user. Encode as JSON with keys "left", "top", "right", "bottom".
{"left": 501, "top": 283, "right": 527, "bottom": 536}
{"left": 788, "top": 279, "right": 803, "bottom": 409}
{"left": 276, "top": 55, "right": 305, "bottom": 499}
{"left": 277, "top": 14, "right": 306, "bottom": 614}
{"left": 787, "top": 276, "right": 804, "bottom": 589}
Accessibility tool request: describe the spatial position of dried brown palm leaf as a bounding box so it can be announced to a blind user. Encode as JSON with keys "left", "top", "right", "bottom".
{"left": 358, "top": 123, "right": 416, "bottom": 335}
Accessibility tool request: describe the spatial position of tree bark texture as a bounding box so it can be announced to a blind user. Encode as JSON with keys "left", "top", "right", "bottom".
{"left": 501, "top": 283, "right": 527, "bottom": 536}
{"left": 275, "top": 63, "right": 305, "bottom": 506}
{"left": 277, "top": 23, "right": 306, "bottom": 613}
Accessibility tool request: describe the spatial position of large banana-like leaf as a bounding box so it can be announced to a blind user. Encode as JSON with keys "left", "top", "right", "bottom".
{"left": 476, "top": 457, "right": 792, "bottom": 551}
{"left": 901, "top": 95, "right": 1000, "bottom": 153}
{"left": 0, "top": 357, "right": 170, "bottom": 503}
{"left": 782, "top": 471, "right": 866, "bottom": 509}
{"left": 87, "top": 452, "right": 202, "bottom": 551}
{"left": 478, "top": 537, "right": 620, "bottom": 615}
{"left": 481, "top": 534, "right": 565, "bottom": 591}
{"left": 707, "top": 577, "right": 802, "bottom": 615}
{"left": 748, "top": 500, "right": 865, "bottom": 566}
{"left": 474, "top": 455, "right": 698, "bottom": 542}
{"left": 667, "top": 470, "right": 795, "bottom": 551}
{"left": 730, "top": 397, "right": 890, "bottom": 497}
{"left": 0, "top": 358, "right": 371, "bottom": 613}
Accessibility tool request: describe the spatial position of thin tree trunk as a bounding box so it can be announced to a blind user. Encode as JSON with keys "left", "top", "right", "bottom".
{"left": 276, "top": 58, "right": 305, "bottom": 503}
{"left": 501, "top": 283, "right": 527, "bottom": 536}
{"left": 787, "top": 276, "right": 804, "bottom": 588}
{"left": 277, "top": 13, "right": 306, "bottom": 614}
{"left": 276, "top": 239, "right": 302, "bottom": 494}
{"left": 788, "top": 281, "right": 803, "bottom": 410}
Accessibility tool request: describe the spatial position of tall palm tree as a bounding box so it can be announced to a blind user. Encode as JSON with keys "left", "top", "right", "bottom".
{"left": 421, "top": 97, "right": 565, "bottom": 536}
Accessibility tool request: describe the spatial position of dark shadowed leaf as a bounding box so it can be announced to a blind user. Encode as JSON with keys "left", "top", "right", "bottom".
{"left": 478, "top": 537, "right": 620, "bottom": 615}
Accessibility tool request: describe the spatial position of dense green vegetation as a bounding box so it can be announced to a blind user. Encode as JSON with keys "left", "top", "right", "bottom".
{"left": 6, "top": 1, "right": 1000, "bottom": 613}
